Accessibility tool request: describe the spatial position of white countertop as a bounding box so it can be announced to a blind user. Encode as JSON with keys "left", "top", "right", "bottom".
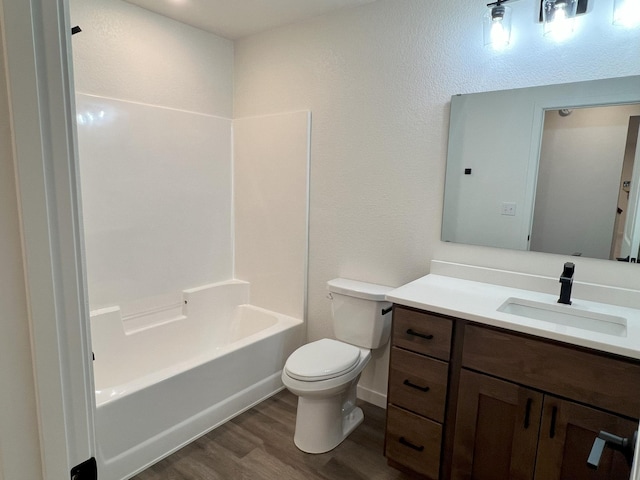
{"left": 386, "top": 274, "right": 640, "bottom": 361}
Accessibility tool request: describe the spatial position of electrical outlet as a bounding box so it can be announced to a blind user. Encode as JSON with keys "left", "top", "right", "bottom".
{"left": 501, "top": 202, "right": 516, "bottom": 216}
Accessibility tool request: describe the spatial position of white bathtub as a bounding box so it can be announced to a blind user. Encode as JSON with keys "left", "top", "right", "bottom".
{"left": 90, "top": 280, "right": 304, "bottom": 480}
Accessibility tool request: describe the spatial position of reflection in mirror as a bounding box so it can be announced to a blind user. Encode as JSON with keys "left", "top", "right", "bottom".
{"left": 441, "top": 75, "right": 640, "bottom": 262}
{"left": 530, "top": 105, "right": 640, "bottom": 260}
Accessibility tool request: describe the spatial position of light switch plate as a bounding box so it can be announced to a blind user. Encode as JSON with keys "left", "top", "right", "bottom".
{"left": 501, "top": 202, "right": 517, "bottom": 216}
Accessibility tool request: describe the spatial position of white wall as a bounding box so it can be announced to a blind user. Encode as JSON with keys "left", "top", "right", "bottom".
{"left": 234, "top": 0, "right": 640, "bottom": 399}
{"left": 70, "top": 0, "right": 233, "bottom": 117}
{"left": 0, "top": 25, "right": 43, "bottom": 480}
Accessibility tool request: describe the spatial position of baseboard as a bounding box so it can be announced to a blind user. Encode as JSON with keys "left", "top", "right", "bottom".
{"left": 357, "top": 384, "right": 386, "bottom": 409}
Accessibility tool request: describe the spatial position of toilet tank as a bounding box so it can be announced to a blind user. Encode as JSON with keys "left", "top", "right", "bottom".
{"left": 327, "top": 278, "right": 394, "bottom": 349}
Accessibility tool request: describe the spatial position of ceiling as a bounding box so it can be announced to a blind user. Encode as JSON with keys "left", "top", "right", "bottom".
{"left": 124, "top": 0, "right": 377, "bottom": 40}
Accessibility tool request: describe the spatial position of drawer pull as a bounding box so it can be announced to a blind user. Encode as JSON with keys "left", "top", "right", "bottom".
{"left": 399, "top": 436, "right": 425, "bottom": 452}
{"left": 403, "top": 379, "right": 430, "bottom": 393}
{"left": 406, "top": 328, "right": 433, "bottom": 340}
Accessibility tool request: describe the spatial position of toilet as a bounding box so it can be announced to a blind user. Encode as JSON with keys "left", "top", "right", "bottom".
{"left": 281, "top": 278, "right": 393, "bottom": 454}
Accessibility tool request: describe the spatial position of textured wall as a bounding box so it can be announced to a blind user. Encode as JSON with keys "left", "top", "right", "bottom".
{"left": 70, "top": 0, "right": 233, "bottom": 116}
{"left": 234, "top": 0, "right": 640, "bottom": 399}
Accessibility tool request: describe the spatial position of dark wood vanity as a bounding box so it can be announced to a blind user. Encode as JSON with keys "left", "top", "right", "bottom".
{"left": 384, "top": 305, "right": 640, "bottom": 480}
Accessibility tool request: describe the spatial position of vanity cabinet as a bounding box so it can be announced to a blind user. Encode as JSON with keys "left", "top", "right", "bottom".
{"left": 384, "top": 306, "right": 640, "bottom": 480}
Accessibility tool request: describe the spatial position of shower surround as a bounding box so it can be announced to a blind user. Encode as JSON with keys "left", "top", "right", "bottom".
{"left": 76, "top": 94, "right": 310, "bottom": 479}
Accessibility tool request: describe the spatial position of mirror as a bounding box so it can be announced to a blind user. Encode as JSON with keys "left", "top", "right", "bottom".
{"left": 442, "top": 75, "right": 640, "bottom": 262}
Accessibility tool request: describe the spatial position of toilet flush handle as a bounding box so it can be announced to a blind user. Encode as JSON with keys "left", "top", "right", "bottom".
{"left": 382, "top": 306, "right": 393, "bottom": 315}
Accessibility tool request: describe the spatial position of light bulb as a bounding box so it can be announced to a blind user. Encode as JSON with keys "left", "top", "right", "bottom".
{"left": 543, "top": 0, "right": 578, "bottom": 40}
{"left": 484, "top": 4, "right": 512, "bottom": 48}
{"left": 491, "top": 20, "right": 509, "bottom": 46}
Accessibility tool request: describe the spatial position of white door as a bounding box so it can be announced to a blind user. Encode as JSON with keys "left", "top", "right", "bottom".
{"left": 621, "top": 122, "right": 640, "bottom": 262}
{"left": 2, "top": 1, "right": 97, "bottom": 478}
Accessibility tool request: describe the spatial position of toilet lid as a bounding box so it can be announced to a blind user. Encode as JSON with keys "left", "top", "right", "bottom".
{"left": 285, "top": 338, "right": 361, "bottom": 381}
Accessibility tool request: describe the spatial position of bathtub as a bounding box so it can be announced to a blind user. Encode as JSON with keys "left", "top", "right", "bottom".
{"left": 90, "top": 280, "right": 304, "bottom": 480}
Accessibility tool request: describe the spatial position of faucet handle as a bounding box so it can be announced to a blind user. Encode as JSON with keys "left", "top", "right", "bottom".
{"left": 587, "top": 430, "right": 637, "bottom": 469}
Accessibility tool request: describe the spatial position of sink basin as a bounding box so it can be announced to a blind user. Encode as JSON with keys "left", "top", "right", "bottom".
{"left": 497, "top": 297, "right": 627, "bottom": 337}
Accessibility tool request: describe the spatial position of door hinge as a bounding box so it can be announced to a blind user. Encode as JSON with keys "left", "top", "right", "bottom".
{"left": 70, "top": 457, "right": 97, "bottom": 480}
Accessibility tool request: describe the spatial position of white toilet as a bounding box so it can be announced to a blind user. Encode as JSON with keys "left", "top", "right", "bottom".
{"left": 281, "top": 278, "right": 393, "bottom": 454}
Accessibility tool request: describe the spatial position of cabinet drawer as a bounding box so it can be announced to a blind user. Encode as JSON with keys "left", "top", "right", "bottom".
{"left": 385, "top": 404, "right": 442, "bottom": 479}
{"left": 393, "top": 307, "right": 452, "bottom": 360}
{"left": 463, "top": 324, "right": 640, "bottom": 419}
{"left": 389, "top": 347, "right": 449, "bottom": 422}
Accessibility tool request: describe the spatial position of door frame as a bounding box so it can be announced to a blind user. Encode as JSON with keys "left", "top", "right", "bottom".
{"left": 1, "top": 0, "right": 96, "bottom": 478}
{"left": 620, "top": 120, "right": 640, "bottom": 261}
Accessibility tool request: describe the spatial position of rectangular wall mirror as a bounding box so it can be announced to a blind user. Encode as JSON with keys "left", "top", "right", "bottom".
{"left": 442, "top": 75, "right": 640, "bottom": 262}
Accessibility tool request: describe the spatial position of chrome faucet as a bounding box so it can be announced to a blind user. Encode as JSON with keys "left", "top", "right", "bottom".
{"left": 558, "top": 262, "right": 575, "bottom": 305}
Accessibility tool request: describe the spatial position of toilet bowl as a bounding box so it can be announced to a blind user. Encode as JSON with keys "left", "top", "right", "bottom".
{"left": 282, "top": 338, "right": 371, "bottom": 453}
{"left": 282, "top": 278, "right": 393, "bottom": 454}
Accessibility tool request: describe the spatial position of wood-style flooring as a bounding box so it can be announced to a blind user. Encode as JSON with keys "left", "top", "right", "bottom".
{"left": 132, "top": 390, "right": 418, "bottom": 480}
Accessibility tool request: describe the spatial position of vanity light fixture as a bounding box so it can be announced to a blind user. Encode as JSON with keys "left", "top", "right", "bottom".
{"left": 482, "top": 0, "right": 592, "bottom": 48}
{"left": 484, "top": 0, "right": 513, "bottom": 48}
{"left": 613, "top": 0, "right": 640, "bottom": 27}
{"left": 541, "top": 0, "right": 579, "bottom": 38}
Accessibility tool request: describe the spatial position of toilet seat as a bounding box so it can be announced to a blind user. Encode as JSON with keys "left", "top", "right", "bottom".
{"left": 284, "top": 338, "right": 361, "bottom": 381}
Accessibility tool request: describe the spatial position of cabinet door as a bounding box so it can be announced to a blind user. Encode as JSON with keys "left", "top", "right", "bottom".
{"left": 451, "top": 369, "right": 543, "bottom": 480}
{"left": 534, "top": 396, "right": 637, "bottom": 480}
